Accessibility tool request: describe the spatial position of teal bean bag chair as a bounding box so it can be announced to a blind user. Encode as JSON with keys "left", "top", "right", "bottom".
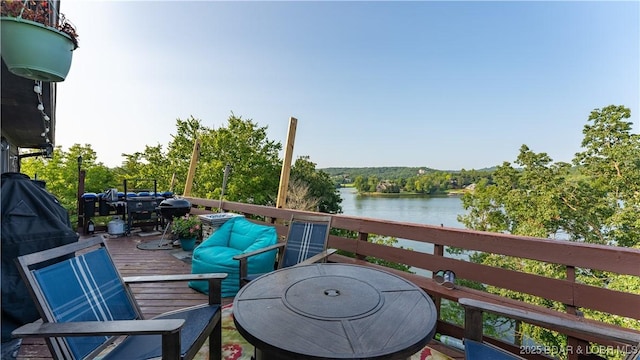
{"left": 189, "top": 216, "right": 278, "bottom": 297}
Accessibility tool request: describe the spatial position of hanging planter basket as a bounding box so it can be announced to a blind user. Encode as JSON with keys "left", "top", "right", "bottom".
{"left": 1, "top": 16, "right": 77, "bottom": 82}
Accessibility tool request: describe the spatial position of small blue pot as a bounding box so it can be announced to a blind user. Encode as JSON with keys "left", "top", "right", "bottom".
{"left": 180, "top": 238, "right": 196, "bottom": 251}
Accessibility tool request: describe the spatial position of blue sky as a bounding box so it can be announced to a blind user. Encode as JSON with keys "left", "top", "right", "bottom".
{"left": 55, "top": 1, "right": 639, "bottom": 170}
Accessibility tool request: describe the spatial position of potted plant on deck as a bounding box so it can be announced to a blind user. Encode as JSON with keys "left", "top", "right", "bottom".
{"left": 1, "top": 0, "right": 79, "bottom": 82}
{"left": 171, "top": 215, "right": 202, "bottom": 251}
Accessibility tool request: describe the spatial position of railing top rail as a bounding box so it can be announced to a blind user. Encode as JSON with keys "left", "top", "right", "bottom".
{"left": 185, "top": 197, "right": 640, "bottom": 276}
{"left": 185, "top": 195, "right": 638, "bottom": 352}
{"left": 330, "top": 214, "right": 640, "bottom": 276}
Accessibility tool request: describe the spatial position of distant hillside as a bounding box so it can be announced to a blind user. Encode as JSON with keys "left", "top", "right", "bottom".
{"left": 320, "top": 167, "right": 429, "bottom": 180}
{"left": 319, "top": 167, "right": 436, "bottom": 181}
{"left": 320, "top": 166, "right": 497, "bottom": 182}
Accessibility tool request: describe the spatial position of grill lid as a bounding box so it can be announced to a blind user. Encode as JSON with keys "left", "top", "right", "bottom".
{"left": 157, "top": 198, "right": 191, "bottom": 219}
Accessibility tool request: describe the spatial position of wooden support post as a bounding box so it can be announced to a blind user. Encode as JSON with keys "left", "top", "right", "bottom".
{"left": 77, "top": 170, "right": 86, "bottom": 233}
{"left": 356, "top": 232, "right": 368, "bottom": 261}
{"left": 218, "top": 164, "right": 231, "bottom": 212}
{"left": 433, "top": 243, "right": 444, "bottom": 319}
{"left": 464, "top": 307, "right": 484, "bottom": 342}
{"left": 276, "top": 117, "right": 297, "bottom": 209}
{"left": 183, "top": 139, "right": 201, "bottom": 196}
{"left": 169, "top": 173, "right": 177, "bottom": 193}
{"left": 565, "top": 265, "right": 582, "bottom": 360}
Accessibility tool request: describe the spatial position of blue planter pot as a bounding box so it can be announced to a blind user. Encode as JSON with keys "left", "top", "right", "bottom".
{"left": 0, "top": 17, "right": 76, "bottom": 82}
{"left": 180, "top": 238, "right": 196, "bottom": 251}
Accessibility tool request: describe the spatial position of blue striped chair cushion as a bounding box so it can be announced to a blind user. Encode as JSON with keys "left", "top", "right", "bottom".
{"left": 464, "top": 339, "right": 523, "bottom": 360}
{"left": 101, "top": 304, "right": 220, "bottom": 359}
{"left": 33, "top": 248, "right": 137, "bottom": 359}
{"left": 280, "top": 221, "right": 329, "bottom": 268}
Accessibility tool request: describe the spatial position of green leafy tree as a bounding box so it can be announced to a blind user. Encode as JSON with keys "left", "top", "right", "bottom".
{"left": 165, "top": 115, "right": 210, "bottom": 196}
{"left": 290, "top": 156, "right": 342, "bottom": 214}
{"left": 117, "top": 144, "right": 174, "bottom": 193}
{"left": 457, "top": 105, "right": 640, "bottom": 358}
{"left": 572, "top": 105, "right": 640, "bottom": 247}
{"left": 460, "top": 105, "right": 639, "bottom": 245}
{"left": 122, "top": 114, "right": 283, "bottom": 205}
{"left": 353, "top": 175, "right": 366, "bottom": 192}
{"left": 285, "top": 180, "right": 320, "bottom": 211}
{"left": 460, "top": 146, "right": 572, "bottom": 238}
{"left": 198, "top": 114, "right": 282, "bottom": 205}
{"left": 20, "top": 144, "right": 115, "bottom": 223}
{"left": 366, "top": 176, "right": 380, "bottom": 192}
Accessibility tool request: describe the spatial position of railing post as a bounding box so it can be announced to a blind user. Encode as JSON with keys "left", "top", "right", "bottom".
{"left": 565, "top": 265, "right": 583, "bottom": 360}
{"left": 433, "top": 243, "right": 444, "bottom": 319}
{"left": 464, "top": 307, "right": 483, "bottom": 342}
{"left": 356, "top": 232, "right": 368, "bottom": 261}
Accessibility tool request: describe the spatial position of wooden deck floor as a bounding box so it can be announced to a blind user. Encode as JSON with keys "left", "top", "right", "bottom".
{"left": 15, "top": 231, "right": 463, "bottom": 359}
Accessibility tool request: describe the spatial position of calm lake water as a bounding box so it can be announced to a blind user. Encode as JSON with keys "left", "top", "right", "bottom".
{"left": 338, "top": 189, "right": 519, "bottom": 341}
{"left": 337, "top": 187, "right": 469, "bottom": 269}
{"left": 338, "top": 187, "right": 466, "bottom": 229}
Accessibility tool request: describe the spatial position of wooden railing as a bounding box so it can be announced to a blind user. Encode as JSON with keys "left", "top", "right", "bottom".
{"left": 185, "top": 196, "right": 640, "bottom": 360}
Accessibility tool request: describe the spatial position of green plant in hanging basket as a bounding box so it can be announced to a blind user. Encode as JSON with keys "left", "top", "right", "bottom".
{"left": 1, "top": 0, "right": 79, "bottom": 82}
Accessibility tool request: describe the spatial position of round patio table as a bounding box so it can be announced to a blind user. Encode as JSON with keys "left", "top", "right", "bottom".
{"left": 233, "top": 263, "right": 437, "bottom": 360}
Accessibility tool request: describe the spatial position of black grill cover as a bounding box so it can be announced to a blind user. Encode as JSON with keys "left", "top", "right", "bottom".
{"left": 1, "top": 173, "right": 79, "bottom": 342}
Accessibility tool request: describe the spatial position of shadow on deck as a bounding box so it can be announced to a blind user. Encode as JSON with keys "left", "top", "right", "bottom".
{"left": 15, "top": 231, "right": 464, "bottom": 359}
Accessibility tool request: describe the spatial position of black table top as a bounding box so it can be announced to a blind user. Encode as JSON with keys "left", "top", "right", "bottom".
{"left": 233, "top": 263, "right": 437, "bottom": 360}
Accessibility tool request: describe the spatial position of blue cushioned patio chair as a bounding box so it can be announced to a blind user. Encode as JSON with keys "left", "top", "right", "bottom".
{"left": 235, "top": 214, "right": 336, "bottom": 289}
{"left": 189, "top": 216, "right": 278, "bottom": 298}
{"left": 11, "top": 236, "right": 227, "bottom": 360}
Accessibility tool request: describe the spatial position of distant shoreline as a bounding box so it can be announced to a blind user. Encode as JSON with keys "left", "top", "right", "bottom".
{"left": 340, "top": 186, "right": 467, "bottom": 197}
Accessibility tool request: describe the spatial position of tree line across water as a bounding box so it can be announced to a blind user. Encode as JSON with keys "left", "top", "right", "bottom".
{"left": 323, "top": 166, "right": 496, "bottom": 195}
